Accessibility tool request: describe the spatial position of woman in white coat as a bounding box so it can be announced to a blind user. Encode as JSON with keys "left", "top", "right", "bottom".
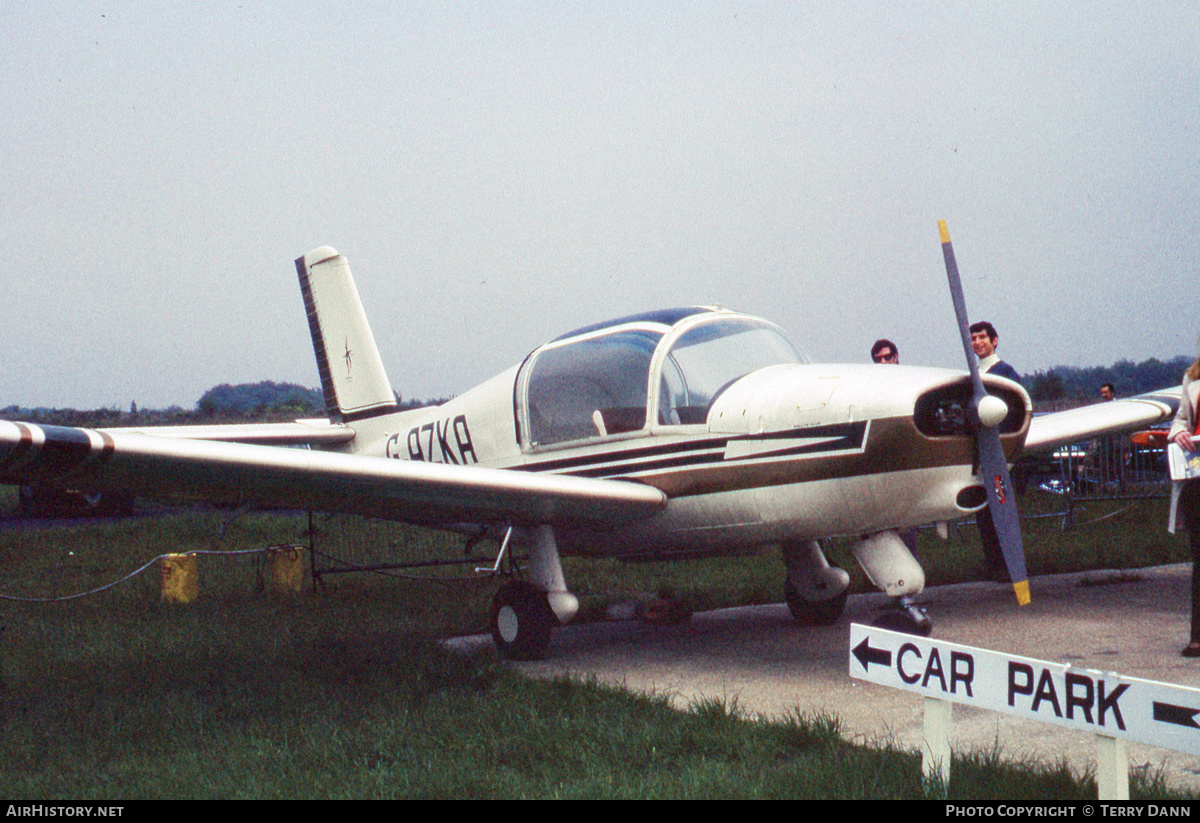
{"left": 1170, "top": 355, "right": 1200, "bottom": 656}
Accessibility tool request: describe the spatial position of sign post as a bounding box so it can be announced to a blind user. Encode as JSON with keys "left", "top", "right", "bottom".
{"left": 849, "top": 623, "right": 1200, "bottom": 799}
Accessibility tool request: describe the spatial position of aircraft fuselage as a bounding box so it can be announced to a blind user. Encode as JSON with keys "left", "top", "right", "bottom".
{"left": 355, "top": 358, "right": 1029, "bottom": 558}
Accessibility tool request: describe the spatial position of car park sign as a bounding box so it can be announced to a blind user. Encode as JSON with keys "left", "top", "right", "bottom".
{"left": 849, "top": 623, "right": 1200, "bottom": 756}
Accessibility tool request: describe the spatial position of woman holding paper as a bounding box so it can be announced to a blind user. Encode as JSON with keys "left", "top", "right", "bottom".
{"left": 1170, "top": 356, "right": 1200, "bottom": 656}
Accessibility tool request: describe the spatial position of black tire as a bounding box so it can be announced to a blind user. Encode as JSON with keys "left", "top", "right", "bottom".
{"left": 490, "top": 581, "right": 556, "bottom": 660}
{"left": 871, "top": 609, "right": 933, "bottom": 637}
{"left": 784, "top": 577, "right": 848, "bottom": 626}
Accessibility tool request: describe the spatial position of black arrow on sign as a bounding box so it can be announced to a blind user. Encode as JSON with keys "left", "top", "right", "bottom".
{"left": 1153, "top": 701, "right": 1200, "bottom": 730}
{"left": 852, "top": 637, "right": 892, "bottom": 671}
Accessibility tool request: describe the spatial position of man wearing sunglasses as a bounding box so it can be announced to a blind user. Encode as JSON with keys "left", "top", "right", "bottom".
{"left": 870, "top": 339, "right": 899, "bottom": 364}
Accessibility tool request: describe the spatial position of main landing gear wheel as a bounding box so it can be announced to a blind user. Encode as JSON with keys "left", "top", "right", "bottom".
{"left": 784, "top": 577, "right": 848, "bottom": 626}
{"left": 490, "top": 581, "right": 556, "bottom": 661}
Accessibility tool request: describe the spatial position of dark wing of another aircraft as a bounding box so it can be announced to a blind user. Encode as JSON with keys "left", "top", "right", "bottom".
{"left": 0, "top": 422, "right": 666, "bottom": 528}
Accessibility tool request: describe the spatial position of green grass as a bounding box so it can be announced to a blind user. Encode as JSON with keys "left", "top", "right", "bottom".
{"left": 0, "top": 595, "right": 1175, "bottom": 799}
{"left": 0, "top": 497, "right": 1194, "bottom": 799}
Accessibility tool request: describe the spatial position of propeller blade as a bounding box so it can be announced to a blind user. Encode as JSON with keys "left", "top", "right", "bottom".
{"left": 938, "top": 220, "right": 1031, "bottom": 606}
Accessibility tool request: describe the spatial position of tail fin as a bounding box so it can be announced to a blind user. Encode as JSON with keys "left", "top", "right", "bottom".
{"left": 296, "top": 247, "right": 397, "bottom": 422}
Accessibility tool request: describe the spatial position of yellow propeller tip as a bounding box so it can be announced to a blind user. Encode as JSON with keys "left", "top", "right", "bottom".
{"left": 1013, "top": 580, "right": 1031, "bottom": 606}
{"left": 938, "top": 220, "right": 950, "bottom": 244}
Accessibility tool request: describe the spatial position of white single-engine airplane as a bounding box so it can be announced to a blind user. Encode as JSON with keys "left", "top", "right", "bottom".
{"left": 0, "top": 225, "right": 1181, "bottom": 659}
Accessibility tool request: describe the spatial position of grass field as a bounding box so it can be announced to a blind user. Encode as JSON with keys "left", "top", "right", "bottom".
{"left": 0, "top": 490, "right": 1194, "bottom": 799}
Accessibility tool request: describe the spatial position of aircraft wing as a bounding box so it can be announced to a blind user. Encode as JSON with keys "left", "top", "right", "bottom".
{"left": 1022, "top": 387, "right": 1180, "bottom": 452}
{"left": 0, "top": 422, "right": 666, "bottom": 527}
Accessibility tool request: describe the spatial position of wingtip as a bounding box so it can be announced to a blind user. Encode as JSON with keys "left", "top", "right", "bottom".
{"left": 1013, "top": 579, "right": 1031, "bottom": 606}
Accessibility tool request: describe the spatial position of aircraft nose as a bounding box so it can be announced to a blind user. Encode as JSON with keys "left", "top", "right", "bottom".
{"left": 913, "top": 379, "right": 1028, "bottom": 438}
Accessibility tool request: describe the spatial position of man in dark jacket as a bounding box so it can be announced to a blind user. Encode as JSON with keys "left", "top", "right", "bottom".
{"left": 969, "top": 321, "right": 1019, "bottom": 382}
{"left": 968, "top": 321, "right": 1019, "bottom": 580}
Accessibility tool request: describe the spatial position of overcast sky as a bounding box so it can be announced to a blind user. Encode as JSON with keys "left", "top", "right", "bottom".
{"left": 2, "top": 1, "right": 1197, "bottom": 410}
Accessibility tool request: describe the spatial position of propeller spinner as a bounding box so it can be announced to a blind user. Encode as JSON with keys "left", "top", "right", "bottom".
{"left": 939, "top": 220, "right": 1031, "bottom": 606}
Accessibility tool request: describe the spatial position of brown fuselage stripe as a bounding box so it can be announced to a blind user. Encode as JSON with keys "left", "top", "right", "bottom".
{"left": 519, "top": 416, "right": 1024, "bottom": 498}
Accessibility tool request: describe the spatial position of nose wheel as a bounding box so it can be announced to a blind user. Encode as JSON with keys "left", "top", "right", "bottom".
{"left": 871, "top": 597, "right": 933, "bottom": 636}
{"left": 490, "top": 581, "right": 556, "bottom": 660}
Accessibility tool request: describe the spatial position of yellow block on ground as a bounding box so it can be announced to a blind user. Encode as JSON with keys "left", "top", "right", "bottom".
{"left": 267, "top": 545, "right": 305, "bottom": 593}
{"left": 160, "top": 553, "right": 198, "bottom": 603}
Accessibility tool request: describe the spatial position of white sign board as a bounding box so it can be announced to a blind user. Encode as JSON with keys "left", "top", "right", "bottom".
{"left": 849, "top": 623, "right": 1200, "bottom": 756}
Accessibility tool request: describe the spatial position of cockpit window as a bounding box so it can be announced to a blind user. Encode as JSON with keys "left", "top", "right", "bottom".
{"left": 519, "top": 313, "right": 805, "bottom": 446}
{"left": 659, "top": 318, "right": 803, "bottom": 425}
{"left": 525, "top": 329, "right": 662, "bottom": 446}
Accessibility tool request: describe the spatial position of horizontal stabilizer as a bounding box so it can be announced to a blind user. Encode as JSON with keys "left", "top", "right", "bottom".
{"left": 104, "top": 420, "right": 355, "bottom": 447}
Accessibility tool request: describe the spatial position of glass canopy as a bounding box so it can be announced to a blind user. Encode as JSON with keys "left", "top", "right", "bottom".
{"left": 519, "top": 310, "right": 804, "bottom": 448}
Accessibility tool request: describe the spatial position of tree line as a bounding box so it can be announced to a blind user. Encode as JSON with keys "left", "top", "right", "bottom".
{"left": 1024, "top": 355, "right": 1192, "bottom": 403}
{"left": 1, "top": 381, "right": 450, "bottom": 428}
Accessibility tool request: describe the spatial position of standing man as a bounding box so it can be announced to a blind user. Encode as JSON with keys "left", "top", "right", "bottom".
{"left": 968, "top": 321, "right": 1020, "bottom": 581}
{"left": 969, "top": 321, "right": 1019, "bottom": 382}
{"left": 870, "top": 338, "right": 919, "bottom": 554}
{"left": 1087, "top": 382, "right": 1127, "bottom": 490}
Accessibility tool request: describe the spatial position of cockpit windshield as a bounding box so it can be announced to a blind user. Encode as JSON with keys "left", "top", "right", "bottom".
{"left": 658, "top": 318, "right": 804, "bottom": 425}
{"left": 518, "top": 312, "right": 805, "bottom": 448}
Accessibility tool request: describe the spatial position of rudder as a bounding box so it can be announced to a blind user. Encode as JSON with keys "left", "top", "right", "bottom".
{"left": 296, "top": 247, "right": 397, "bottom": 422}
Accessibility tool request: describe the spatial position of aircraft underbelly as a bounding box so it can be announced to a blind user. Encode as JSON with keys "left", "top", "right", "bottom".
{"left": 558, "top": 463, "right": 979, "bottom": 558}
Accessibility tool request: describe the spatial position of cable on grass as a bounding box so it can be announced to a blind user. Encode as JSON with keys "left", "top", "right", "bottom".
{"left": 0, "top": 545, "right": 299, "bottom": 603}
{"left": 1070, "top": 498, "right": 1155, "bottom": 527}
{"left": 308, "top": 546, "right": 509, "bottom": 588}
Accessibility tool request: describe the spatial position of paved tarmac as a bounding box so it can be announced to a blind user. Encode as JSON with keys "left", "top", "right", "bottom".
{"left": 450, "top": 563, "right": 1200, "bottom": 793}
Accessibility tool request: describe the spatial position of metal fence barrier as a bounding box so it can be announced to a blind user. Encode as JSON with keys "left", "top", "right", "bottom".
{"left": 1013, "top": 425, "right": 1171, "bottom": 529}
